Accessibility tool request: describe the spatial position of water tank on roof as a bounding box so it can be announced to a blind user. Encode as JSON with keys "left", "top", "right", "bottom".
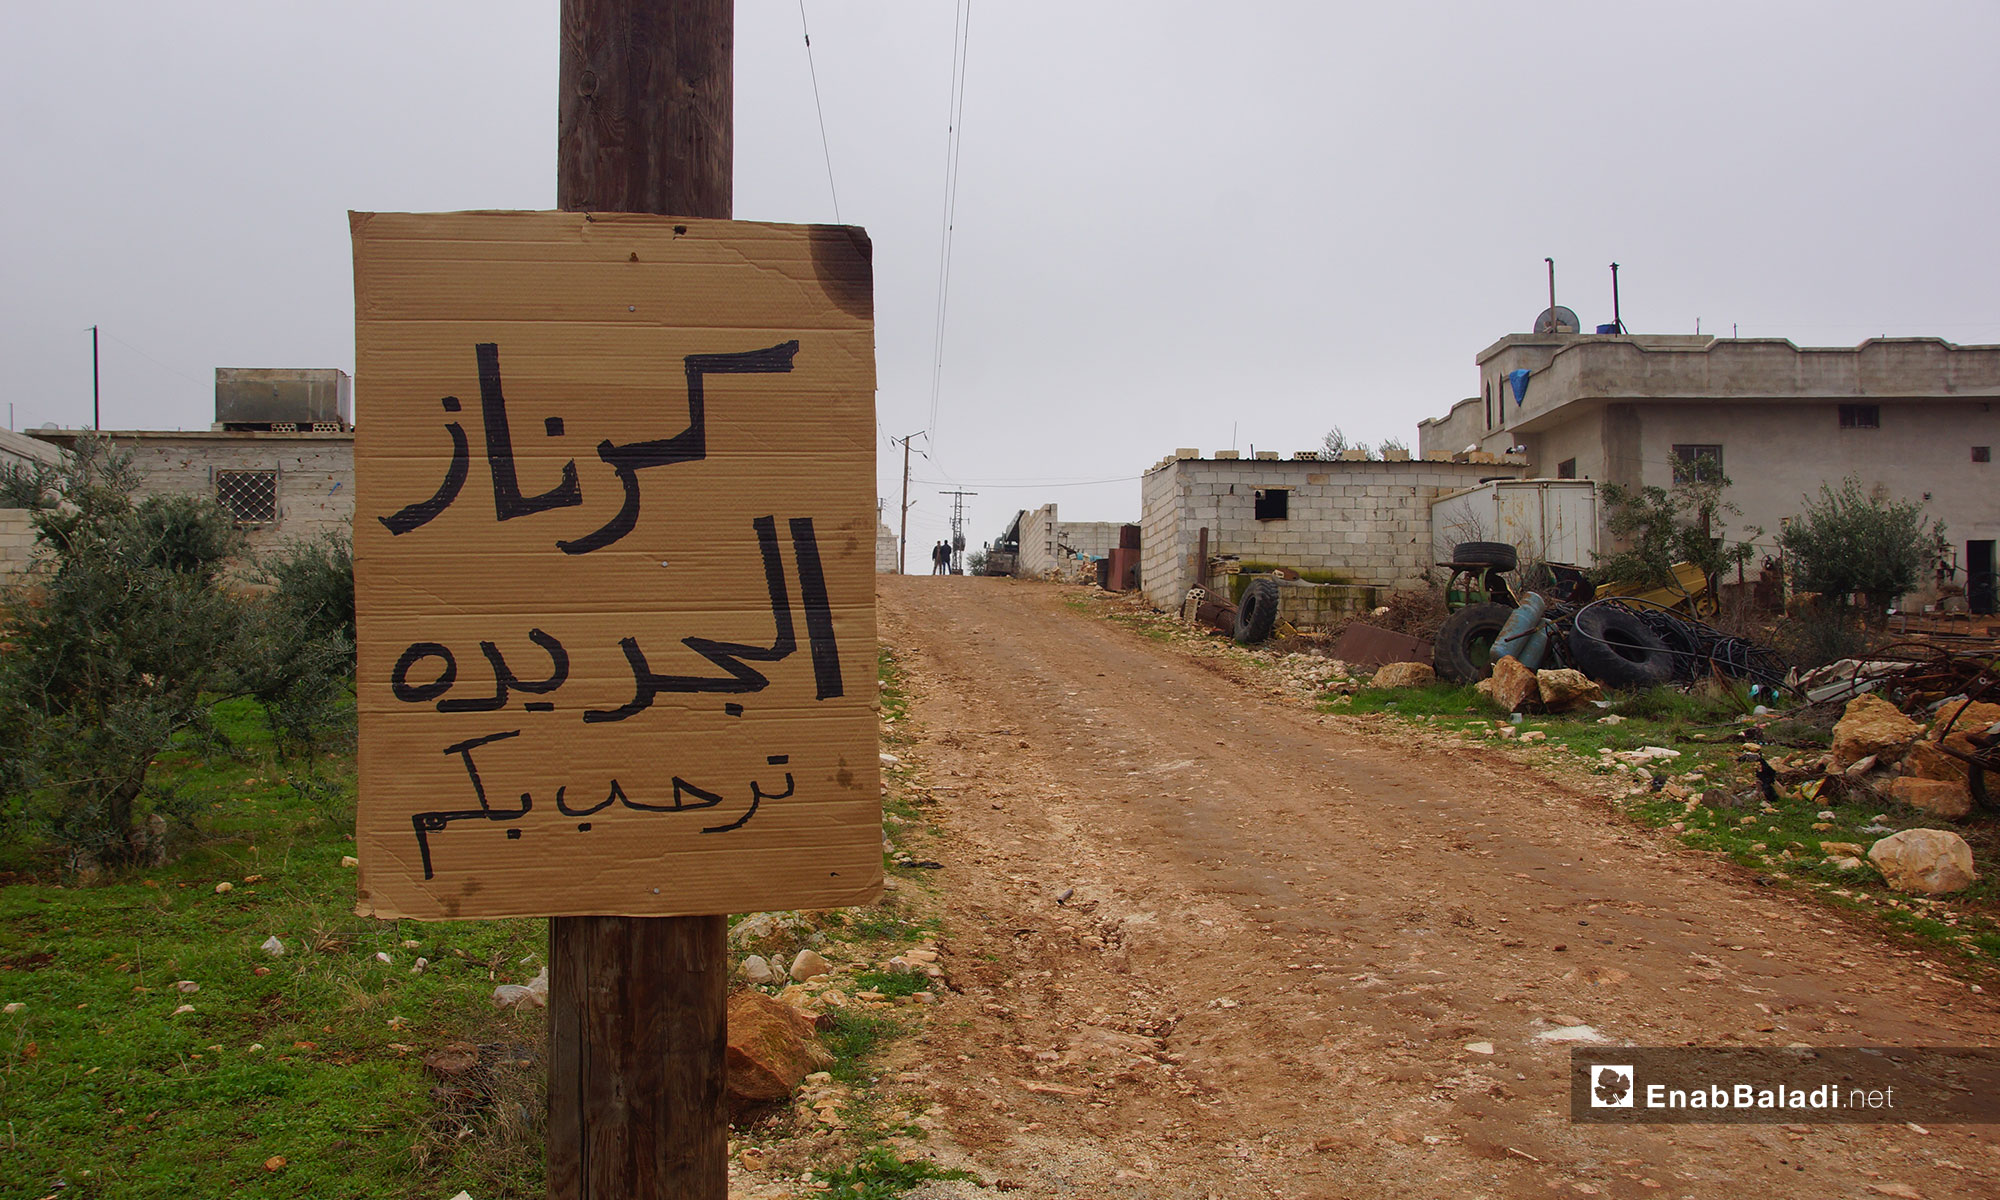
{"left": 214, "top": 368, "right": 352, "bottom": 430}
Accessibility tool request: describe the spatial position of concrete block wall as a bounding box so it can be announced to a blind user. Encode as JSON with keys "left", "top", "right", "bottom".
{"left": 1138, "top": 463, "right": 1185, "bottom": 606}
{"left": 875, "top": 521, "right": 899, "bottom": 573}
{"left": 0, "top": 507, "right": 38, "bottom": 577}
{"left": 1, "top": 427, "right": 64, "bottom": 472}
{"left": 1139, "top": 455, "right": 1522, "bottom": 609}
{"left": 112, "top": 433, "right": 355, "bottom": 556}
{"left": 1016, "top": 505, "right": 1131, "bottom": 577}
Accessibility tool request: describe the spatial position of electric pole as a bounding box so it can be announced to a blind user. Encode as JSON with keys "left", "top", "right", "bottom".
{"left": 938, "top": 488, "right": 977, "bottom": 573}
{"left": 551, "top": 3, "right": 733, "bottom": 1197}
{"left": 891, "top": 430, "right": 922, "bottom": 573}
{"left": 92, "top": 325, "right": 100, "bottom": 430}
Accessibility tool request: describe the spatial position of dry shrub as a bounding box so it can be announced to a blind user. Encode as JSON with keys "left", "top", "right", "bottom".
{"left": 1375, "top": 586, "right": 1448, "bottom": 640}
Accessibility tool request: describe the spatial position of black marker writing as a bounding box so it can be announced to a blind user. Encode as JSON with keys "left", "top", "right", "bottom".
{"left": 479, "top": 343, "right": 584, "bottom": 522}
{"left": 558, "top": 341, "right": 799, "bottom": 555}
{"left": 436, "top": 628, "right": 571, "bottom": 714}
{"left": 411, "top": 730, "right": 532, "bottom": 880}
{"left": 409, "top": 740, "right": 790, "bottom": 877}
{"left": 379, "top": 396, "right": 470, "bottom": 535}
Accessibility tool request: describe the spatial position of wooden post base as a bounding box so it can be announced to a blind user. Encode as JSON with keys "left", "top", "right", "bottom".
{"left": 547, "top": 914, "right": 729, "bottom": 1199}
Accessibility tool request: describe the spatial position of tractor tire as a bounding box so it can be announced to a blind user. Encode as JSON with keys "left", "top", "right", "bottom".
{"left": 1451, "top": 541, "right": 1519, "bottom": 572}
{"left": 1433, "top": 601, "right": 1513, "bottom": 684}
{"left": 1568, "top": 604, "right": 1676, "bottom": 688}
{"left": 1234, "top": 577, "right": 1281, "bottom": 644}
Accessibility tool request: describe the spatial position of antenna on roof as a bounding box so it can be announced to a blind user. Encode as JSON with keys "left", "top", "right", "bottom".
{"left": 1610, "top": 262, "right": 1624, "bottom": 333}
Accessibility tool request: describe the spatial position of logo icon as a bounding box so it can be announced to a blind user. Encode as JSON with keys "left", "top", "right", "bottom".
{"left": 1589, "top": 1064, "right": 1635, "bottom": 1108}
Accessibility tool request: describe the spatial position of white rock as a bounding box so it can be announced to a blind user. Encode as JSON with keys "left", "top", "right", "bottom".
{"left": 374, "top": 952, "right": 393, "bottom": 964}
{"left": 1869, "top": 829, "right": 1978, "bottom": 895}
{"left": 213, "top": 882, "right": 233, "bottom": 894}
{"left": 1533, "top": 1025, "right": 1607, "bottom": 1043}
{"left": 171, "top": 1004, "right": 195, "bottom": 1016}
{"left": 3, "top": 1002, "right": 24, "bottom": 1014}
{"left": 879, "top": 753, "right": 900, "bottom": 766}
{"left": 740, "top": 955, "right": 782, "bottom": 986}
{"left": 339, "top": 855, "right": 359, "bottom": 868}
{"left": 790, "top": 949, "right": 832, "bottom": 982}
{"left": 260, "top": 936, "right": 286, "bottom": 957}
{"left": 1464, "top": 1041, "right": 1495, "bottom": 1055}
{"left": 173, "top": 980, "right": 199, "bottom": 994}
{"left": 493, "top": 966, "right": 549, "bottom": 1009}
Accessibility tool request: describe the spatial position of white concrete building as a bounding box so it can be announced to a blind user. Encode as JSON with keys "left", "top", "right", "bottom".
{"left": 29, "top": 367, "right": 356, "bottom": 559}
{"left": 1137, "top": 449, "right": 1524, "bottom": 611}
{"left": 31, "top": 427, "right": 354, "bottom": 558}
{"left": 1418, "top": 333, "right": 2000, "bottom": 611}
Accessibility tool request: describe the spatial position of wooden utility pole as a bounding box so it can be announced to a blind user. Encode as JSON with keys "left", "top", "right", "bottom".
{"left": 891, "top": 431, "right": 921, "bottom": 574}
{"left": 551, "top": 3, "right": 733, "bottom": 1197}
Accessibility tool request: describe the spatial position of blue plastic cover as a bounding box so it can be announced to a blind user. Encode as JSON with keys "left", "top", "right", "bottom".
{"left": 1507, "top": 368, "right": 1531, "bottom": 405}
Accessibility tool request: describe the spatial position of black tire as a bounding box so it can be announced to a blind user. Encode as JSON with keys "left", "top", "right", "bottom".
{"left": 1568, "top": 604, "right": 1676, "bottom": 688}
{"left": 1634, "top": 608, "right": 1702, "bottom": 682}
{"left": 1433, "top": 601, "right": 1513, "bottom": 684}
{"left": 1234, "top": 577, "right": 1281, "bottom": 644}
{"left": 1451, "top": 541, "right": 1519, "bottom": 572}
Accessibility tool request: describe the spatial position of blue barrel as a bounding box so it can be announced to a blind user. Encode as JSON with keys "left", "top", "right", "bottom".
{"left": 1492, "top": 594, "right": 1549, "bottom": 668}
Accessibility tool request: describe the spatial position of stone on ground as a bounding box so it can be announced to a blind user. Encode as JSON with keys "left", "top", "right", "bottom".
{"left": 1490, "top": 655, "right": 1539, "bottom": 712}
{"left": 1829, "top": 694, "right": 1922, "bottom": 770}
{"left": 726, "top": 989, "right": 828, "bottom": 1103}
{"left": 1536, "top": 668, "right": 1603, "bottom": 712}
{"left": 1928, "top": 701, "right": 2000, "bottom": 756}
{"left": 1868, "top": 829, "right": 1978, "bottom": 895}
{"left": 1888, "top": 777, "right": 1973, "bottom": 821}
{"left": 1902, "top": 740, "right": 1967, "bottom": 784}
{"left": 1370, "top": 661, "right": 1435, "bottom": 689}
{"left": 789, "top": 948, "right": 831, "bottom": 982}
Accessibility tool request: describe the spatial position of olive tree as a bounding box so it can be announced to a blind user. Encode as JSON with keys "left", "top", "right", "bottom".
{"left": 1779, "top": 478, "right": 1943, "bottom": 613}
{"left": 0, "top": 436, "right": 353, "bottom": 864}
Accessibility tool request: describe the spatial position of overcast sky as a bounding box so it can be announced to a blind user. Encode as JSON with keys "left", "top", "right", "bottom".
{"left": 5, "top": 1, "right": 1997, "bottom": 557}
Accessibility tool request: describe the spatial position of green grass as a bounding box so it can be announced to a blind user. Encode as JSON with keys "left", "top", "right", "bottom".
{"left": 813, "top": 1145, "right": 976, "bottom": 1200}
{"left": 1, "top": 646, "right": 966, "bottom": 1197}
{"left": 1329, "top": 679, "right": 2000, "bottom": 971}
{"left": 0, "top": 698, "right": 547, "bottom": 1199}
{"left": 851, "top": 968, "right": 933, "bottom": 999}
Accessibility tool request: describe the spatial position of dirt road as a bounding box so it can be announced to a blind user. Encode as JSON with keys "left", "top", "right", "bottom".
{"left": 870, "top": 575, "right": 1997, "bottom": 1199}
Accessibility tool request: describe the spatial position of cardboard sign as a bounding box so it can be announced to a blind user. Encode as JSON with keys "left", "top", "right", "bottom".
{"left": 350, "top": 211, "right": 880, "bottom": 920}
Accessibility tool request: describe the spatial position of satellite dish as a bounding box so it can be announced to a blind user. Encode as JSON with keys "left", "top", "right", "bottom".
{"left": 1534, "top": 306, "right": 1581, "bottom": 334}
{"left": 37, "top": 422, "right": 60, "bottom": 432}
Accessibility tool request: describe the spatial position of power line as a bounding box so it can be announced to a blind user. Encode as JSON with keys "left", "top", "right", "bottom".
{"left": 796, "top": 0, "right": 841, "bottom": 224}
{"left": 924, "top": 0, "right": 974, "bottom": 448}
{"left": 910, "top": 474, "right": 1139, "bottom": 488}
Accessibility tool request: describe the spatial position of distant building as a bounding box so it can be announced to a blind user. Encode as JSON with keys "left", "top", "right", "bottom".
{"left": 31, "top": 368, "right": 354, "bottom": 558}
{"left": 0, "top": 428, "right": 64, "bottom": 576}
{"left": 1418, "top": 333, "right": 2000, "bottom": 611}
{"left": 1010, "top": 503, "right": 1126, "bottom": 579}
{"left": 1137, "top": 448, "right": 1523, "bottom": 612}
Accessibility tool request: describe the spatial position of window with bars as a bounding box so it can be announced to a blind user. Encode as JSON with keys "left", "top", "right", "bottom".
{"left": 1253, "top": 488, "right": 1289, "bottom": 520}
{"left": 215, "top": 470, "right": 278, "bottom": 524}
{"left": 1838, "top": 404, "right": 1880, "bottom": 429}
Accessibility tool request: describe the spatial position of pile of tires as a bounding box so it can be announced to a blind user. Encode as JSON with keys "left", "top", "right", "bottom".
{"left": 1566, "top": 603, "right": 1676, "bottom": 688}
